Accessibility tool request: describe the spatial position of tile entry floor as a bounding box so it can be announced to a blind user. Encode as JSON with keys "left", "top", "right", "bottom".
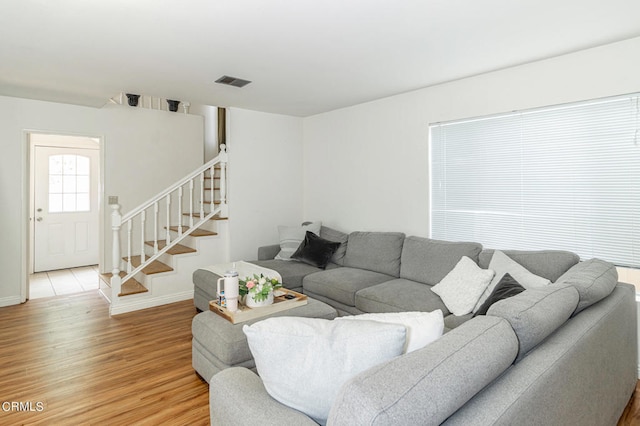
{"left": 29, "top": 265, "right": 100, "bottom": 299}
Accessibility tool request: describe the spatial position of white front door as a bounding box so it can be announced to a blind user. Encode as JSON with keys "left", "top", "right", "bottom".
{"left": 34, "top": 146, "right": 100, "bottom": 272}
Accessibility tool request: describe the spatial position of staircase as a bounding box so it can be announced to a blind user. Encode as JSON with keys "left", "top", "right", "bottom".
{"left": 104, "top": 145, "right": 229, "bottom": 315}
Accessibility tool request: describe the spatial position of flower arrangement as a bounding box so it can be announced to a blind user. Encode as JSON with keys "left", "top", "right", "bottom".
{"left": 239, "top": 274, "right": 283, "bottom": 303}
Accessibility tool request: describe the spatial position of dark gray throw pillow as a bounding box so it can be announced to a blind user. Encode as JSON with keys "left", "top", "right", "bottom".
{"left": 474, "top": 273, "right": 525, "bottom": 316}
{"left": 291, "top": 231, "right": 341, "bottom": 269}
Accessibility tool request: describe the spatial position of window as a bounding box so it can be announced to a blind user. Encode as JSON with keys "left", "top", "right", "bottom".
{"left": 49, "top": 154, "right": 91, "bottom": 213}
{"left": 430, "top": 93, "right": 640, "bottom": 268}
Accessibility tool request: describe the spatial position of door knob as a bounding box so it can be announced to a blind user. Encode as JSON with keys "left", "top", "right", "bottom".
{"left": 36, "top": 217, "right": 43, "bottom": 222}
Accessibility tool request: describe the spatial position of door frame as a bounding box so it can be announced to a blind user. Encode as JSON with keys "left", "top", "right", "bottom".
{"left": 23, "top": 130, "right": 105, "bottom": 302}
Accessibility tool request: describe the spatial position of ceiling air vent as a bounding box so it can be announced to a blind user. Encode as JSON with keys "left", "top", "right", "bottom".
{"left": 215, "top": 75, "right": 252, "bottom": 88}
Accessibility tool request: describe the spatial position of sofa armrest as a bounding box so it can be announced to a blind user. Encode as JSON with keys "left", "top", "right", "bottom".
{"left": 210, "top": 367, "right": 317, "bottom": 426}
{"left": 258, "top": 244, "right": 281, "bottom": 260}
{"left": 328, "top": 316, "right": 518, "bottom": 426}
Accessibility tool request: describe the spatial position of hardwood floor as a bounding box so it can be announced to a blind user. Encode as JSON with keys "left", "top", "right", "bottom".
{"left": 0, "top": 292, "right": 209, "bottom": 425}
{"left": 619, "top": 381, "right": 640, "bottom": 425}
{"left": 2, "top": 291, "right": 639, "bottom": 425}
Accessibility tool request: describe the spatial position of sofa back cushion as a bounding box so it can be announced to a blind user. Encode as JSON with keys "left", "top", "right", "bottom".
{"left": 487, "top": 284, "right": 579, "bottom": 361}
{"left": 479, "top": 249, "right": 579, "bottom": 282}
{"left": 554, "top": 258, "right": 618, "bottom": 315}
{"left": 343, "top": 232, "right": 405, "bottom": 277}
{"left": 327, "top": 316, "right": 518, "bottom": 426}
{"left": 400, "top": 236, "right": 482, "bottom": 285}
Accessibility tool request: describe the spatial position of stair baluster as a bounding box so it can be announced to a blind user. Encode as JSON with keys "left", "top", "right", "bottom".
{"left": 209, "top": 164, "right": 215, "bottom": 211}
{"left": 165, "top": 193, "right": 171, "bottom": 246}
{"left": 153, "top": 202, "right": 159, "bottom": 255}
{"left": 189, "top": 179, "right": 194, "bottom": 228}
{"left": 219, "top": 144, "right": 228, "bottom": 217}
{"left": 177, "top": 187, "right": 183, "bottom": 237}
{"left": 127, "top": 220, "right": 133, "bottom": 273}
{"left": 140, "top": 210, "right": 146, "bottom": 263}
{"left": 199, "top": 172, "right": 205, "bottom": 220}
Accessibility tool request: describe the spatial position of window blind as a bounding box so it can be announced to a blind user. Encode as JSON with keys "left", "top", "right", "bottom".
{"left": 430, "top": 94, "right": 640, "bottom": 268}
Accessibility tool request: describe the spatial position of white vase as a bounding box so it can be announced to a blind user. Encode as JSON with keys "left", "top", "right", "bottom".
{"left": 245, "top": 292, "right": 274, "bottom": 308}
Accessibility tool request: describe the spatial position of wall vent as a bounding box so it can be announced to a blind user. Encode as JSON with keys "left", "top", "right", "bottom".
{"left": 215, "top": 75, "right": 252, "bottom": 88}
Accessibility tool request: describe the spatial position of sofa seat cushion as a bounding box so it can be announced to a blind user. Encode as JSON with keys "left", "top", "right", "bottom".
{"left": 487, "top": 284, "right": 579, "bottom": 361}
{"left": 355, "top": 278, "right": 450, "bottom": 315}
{"left": 554, "top": 258, "right": 618, "bottom": 314}
{"left": 400, "top": 236, "right": 483, "bottom": 285}
{"left": 303, "top": 267, "right": 395, "bottom": 307}
{"left": 343, "top": 231, "right": 405, "bottom": 277}
{"left": 250, "top": 260, "right": 339, "bottom": 291}
{"left": 478, "top": 249, "right": 579, "bottom": 282}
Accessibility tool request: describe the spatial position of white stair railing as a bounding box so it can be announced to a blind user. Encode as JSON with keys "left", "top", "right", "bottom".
{"left": 110, "top": 145, "right": 228, "bottom": 298}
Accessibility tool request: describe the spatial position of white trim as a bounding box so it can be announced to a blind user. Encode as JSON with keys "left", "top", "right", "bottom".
{"left": 0, "top": 296, "right": 23, "bottom": 308}
{"left": 109, "top": 291, "right": 194, "bottom": 316}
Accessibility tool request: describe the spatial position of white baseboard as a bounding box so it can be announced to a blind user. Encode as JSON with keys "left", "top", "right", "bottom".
{"left": 109, "top": 290, "right": 194, "bottom": 316}
{"left": 0, "top": 296, "right": 22, "bottom": 307}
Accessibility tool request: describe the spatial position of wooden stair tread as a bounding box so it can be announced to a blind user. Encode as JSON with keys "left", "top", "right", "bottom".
{"left": 182, "top": 213, "right": 228, "bottom": 221}
{"left": 144, "top": 241, "right": 197, "bottom": 255}
{"left": 101, "top": 271, "right": 148, "bottom": 296}
{"left": 123, "top": 256, "right": 174, "bottom": 274}
{"left": 166, "top": 225, "right": 218, "bottom": 237}
{"left": 204, "top": 176, "right": 221, "bottom": 180}
{"left": 119, "top": 277, "right": 148, "bottom": 297}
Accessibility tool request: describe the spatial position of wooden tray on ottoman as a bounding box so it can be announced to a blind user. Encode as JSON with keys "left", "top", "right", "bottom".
{"left": 209, "top": 289, "right": 308, "bottom": 324}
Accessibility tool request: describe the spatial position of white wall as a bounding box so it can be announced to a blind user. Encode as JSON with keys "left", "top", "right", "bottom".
{"left": 0, "top": 96, "right": 203, "bottom": 306}
{"left": 189, "top": 103, "right": 219, "bottom": 161}
{"left": 303, "top": 36, "right": 640, "bottom": 236}
{"left": 227, "top": 108, "right": 304, "bottom": 260}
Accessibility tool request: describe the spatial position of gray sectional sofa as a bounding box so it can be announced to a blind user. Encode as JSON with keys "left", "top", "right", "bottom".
{"left": 205, "top": 226, "right": 638, "bottom": 425}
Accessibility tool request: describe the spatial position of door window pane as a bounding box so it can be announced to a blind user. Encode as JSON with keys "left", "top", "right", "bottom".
{"left": 48, "top": 154, "right": 91, "bottom": 213}
{"left": 49, "top": 194, "right": 63, "bottom": 213}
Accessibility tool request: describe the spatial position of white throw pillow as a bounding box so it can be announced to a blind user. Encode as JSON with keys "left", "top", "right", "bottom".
{"left": 243, "top": 317, "right": 406, "bottom": 425}
{"left": 473, "top": 250, "right": 551, "bottom": 313}
{"left": 274, "top": 221, "right": 322, "bottom": 260}
{"left": 336, "top": 310, "right": 444, "bottom": 353}
{"left": 431, "top": 256, "right": 495, "bottom": 316}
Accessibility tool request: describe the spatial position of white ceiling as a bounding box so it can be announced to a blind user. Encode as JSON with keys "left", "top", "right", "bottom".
{"left": 1, "top": 0, "right": 639, "bottom": 117}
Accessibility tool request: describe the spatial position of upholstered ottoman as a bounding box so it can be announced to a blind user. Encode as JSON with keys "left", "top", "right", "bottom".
{"left": 192, "top": 297, "right": 338, "bottom": 382}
